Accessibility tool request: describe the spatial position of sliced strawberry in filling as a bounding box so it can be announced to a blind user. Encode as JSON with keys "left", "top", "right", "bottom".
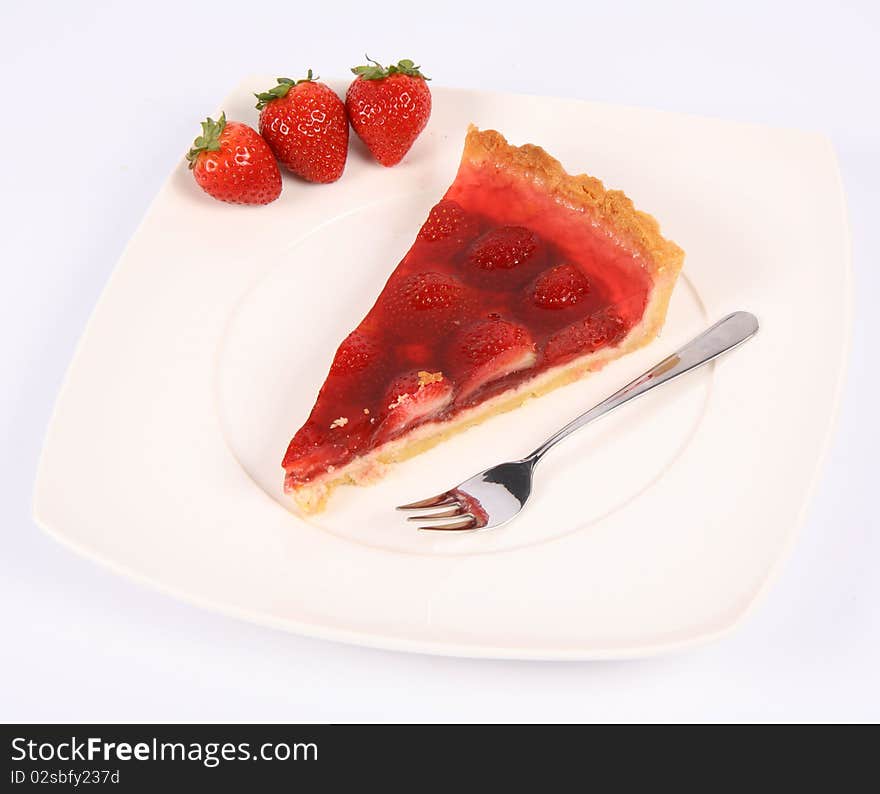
{"left": 417, "top": 199, "right": 481, "bottom": 247}
{"left": 376, "top": 370, "right": 454, "bottom": 441}
{"left": 544, "top": 308, "right": 629, "bottom": 365}
{"left": 329, "top": 330, "right": 380, "bottom": 375}
{"left": 450, "top": 318, "right": 537, "bottom": 402}
{"left": 462, "top": 225, "right": 546, "bottom": 289}
{"left": 383, "top": 271, "right": 474, "bottom": 336}
{"left": 531, "top": 264, "right": 591, "bottom": 310}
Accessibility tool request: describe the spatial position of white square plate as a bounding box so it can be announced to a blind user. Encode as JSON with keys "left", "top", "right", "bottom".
{"left": 34, "top": 80, "right": 851, "bottom": 659}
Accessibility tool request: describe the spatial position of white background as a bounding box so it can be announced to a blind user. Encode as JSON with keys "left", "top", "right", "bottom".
{"left": 2, "top": 0, "right": 877, "bottom": 722}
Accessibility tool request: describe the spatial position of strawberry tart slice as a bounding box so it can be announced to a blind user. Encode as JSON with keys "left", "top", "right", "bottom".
{"left": 283, "top": 126, "right": 684, "bottom": 512}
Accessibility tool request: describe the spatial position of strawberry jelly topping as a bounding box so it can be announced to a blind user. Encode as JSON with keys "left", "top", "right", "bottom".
{"left": 283, "top": 162, "right": 652, "bottom": 487}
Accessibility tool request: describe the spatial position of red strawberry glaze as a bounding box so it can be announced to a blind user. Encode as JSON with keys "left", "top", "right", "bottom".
{"left": 283, "top": 160, "right": 652, "bottom": 489}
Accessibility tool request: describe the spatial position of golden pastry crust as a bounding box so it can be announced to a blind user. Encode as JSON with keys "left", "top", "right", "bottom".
{"left": 288, "top": 127, "right": 685, "bottom": 514}
{"left": 461, "top": 126, "right": 684, "bottom": 282}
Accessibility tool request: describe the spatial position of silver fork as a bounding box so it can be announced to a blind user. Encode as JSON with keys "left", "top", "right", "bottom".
{"left": 397, "top": 311, "right": 759, "bottom": 531}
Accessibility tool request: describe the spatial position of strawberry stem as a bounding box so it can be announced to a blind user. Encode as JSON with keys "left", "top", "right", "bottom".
{"left": 185, "top": 112, "right": 226, "bottom": 169}
{"left": 350, "top": 56, "right": 430, "bottom": 81}
{"left": 254, "top": 70, "right": 318, "bottom": 109}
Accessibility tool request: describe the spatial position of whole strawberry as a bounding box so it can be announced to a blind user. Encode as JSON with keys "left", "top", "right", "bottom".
{"left": 186, "top": 112, "right": 281, "bottom": 205}
{"left": 346, "top": 58, "right": 431, "bottom": 167}
{"left": 255, "top": 71, "right": 348, "bottom": 183}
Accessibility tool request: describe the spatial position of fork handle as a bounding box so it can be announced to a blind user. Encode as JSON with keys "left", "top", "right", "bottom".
{"left": 525, "top": 311, "right": 759, "bottom": 464}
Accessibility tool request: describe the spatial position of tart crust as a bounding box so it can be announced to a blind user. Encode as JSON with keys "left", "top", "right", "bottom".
{"left": 288, "top": 127, "right": 685, "bottom": 513}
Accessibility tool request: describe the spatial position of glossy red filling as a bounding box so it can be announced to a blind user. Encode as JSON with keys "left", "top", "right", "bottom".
{"left": 283, "top": 161, "right": 652, "bottom": 488}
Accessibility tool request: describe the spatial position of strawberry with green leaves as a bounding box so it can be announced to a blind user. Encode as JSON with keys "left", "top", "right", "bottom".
{"left": 255, "top": 71, "right": 348, "bottom": 184}
{"left": 186, "top": 112, "right": 281, "bottom": 205}
{"left": 346, "top": 58, "right": 432, "bottom": 167}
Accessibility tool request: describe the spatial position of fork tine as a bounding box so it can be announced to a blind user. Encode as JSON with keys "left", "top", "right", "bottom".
{"left": 405, "top": 507, "right": 465, "bottom": 522}
{"left": 416, "top": 515, "right": 479, "bottom": 532}
{"left": 396, "top": 492, "right": 456, "bottom": 511}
